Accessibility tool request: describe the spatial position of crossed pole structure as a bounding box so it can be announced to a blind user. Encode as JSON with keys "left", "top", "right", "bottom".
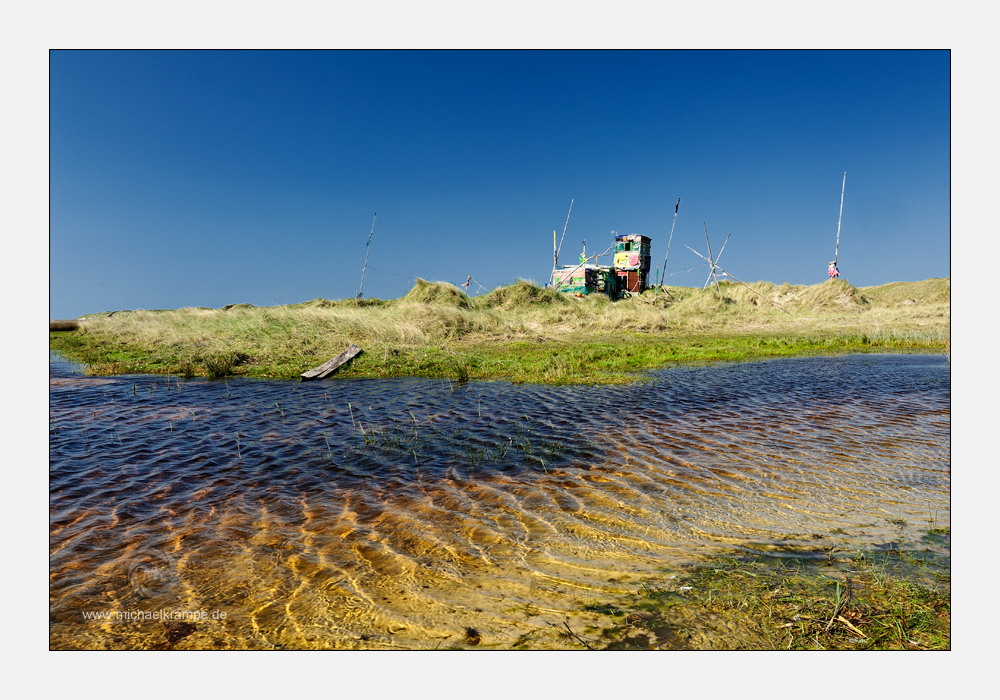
{"left": 685, "top": 219, "right": 790, "bottom": 315}
{"left": 684, "top": 218, "right": 728, "bottom": 297}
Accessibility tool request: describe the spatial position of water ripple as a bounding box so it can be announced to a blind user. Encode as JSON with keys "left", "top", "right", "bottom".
{"left": 50, "top": 353, "right": 949, "bottom": 649}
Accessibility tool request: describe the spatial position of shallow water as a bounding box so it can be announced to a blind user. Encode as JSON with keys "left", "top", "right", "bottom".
{"left": 49, "top": 353, "right": 949, "bottom": 649}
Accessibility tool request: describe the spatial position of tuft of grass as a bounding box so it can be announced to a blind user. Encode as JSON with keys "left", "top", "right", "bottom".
{"left": 475, "top": 279, "right": 569, "bottom": 309}
{"left": 402, "top": 278, "right": 472, "bottom": 307}
{"left": 202, "top": 351, "right": 248, "bottom": 379}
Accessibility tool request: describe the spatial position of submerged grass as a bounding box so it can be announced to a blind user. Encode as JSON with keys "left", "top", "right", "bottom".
{"left": 577, "top": 540, "right": 950, "bottom": 650}
{"left": 50, "top": 277, "right": 949, "bottom": 383}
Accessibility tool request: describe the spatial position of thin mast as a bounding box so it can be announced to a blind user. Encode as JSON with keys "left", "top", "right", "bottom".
{"left": 835, "top": 172, "right": 846, "bottom": 266}
{"left": 551, "top": 198, "right": 573, "bottom": 287}
{"left": 358, "top": 212, "right": 376, "bottom": 299}
{"left": 654, "top": 198, "right": 680, "bottom": 303}
{"left": 556, "top": 199, "right": 574, "bottom": 264}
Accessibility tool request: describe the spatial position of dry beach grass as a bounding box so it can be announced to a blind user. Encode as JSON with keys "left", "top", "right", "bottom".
{"left": 50, "top": 277, "right": 949, "bottom": 383}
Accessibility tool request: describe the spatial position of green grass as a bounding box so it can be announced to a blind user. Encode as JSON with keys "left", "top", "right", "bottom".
{"left": 582, "top": 545, "right": 950, "bottom": 650}
{"left": 50, "top": 277, "right": 949, "bottom": 384}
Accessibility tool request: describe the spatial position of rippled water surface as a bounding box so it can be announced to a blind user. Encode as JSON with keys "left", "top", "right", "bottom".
{"left": 50, "top": 353, "right": 949, "bottom": 649}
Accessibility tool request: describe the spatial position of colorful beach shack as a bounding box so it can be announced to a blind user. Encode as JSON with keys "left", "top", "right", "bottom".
{"left": 553, "top": 232, "right": 651, "bottom": 298}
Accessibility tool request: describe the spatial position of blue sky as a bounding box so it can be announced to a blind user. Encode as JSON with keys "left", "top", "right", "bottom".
{"left": 50, "top": 50, "right": 949, "bottom": 317}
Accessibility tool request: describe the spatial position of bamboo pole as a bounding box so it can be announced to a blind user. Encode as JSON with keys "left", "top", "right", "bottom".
{"left": 654, "top": 198, "right": 680, "bottom": 303}
{"left": 685, "top": 243, "right": 791, "bottom": 315}
{"left": 685, "top": 244, "right": 711, "bottom": 267}
{"left": 550, "top": 230, "right": 557, "bottom": 287}
{"left": 551, "top": 246, "right": 613, "bottom": 291}
{"left": 550, "top": 199, "right": 573, "bottom": 287}
{"left": 703, "top": 219, "right": 722, "bottom": 296}
{"left": 835, "top": 172, "right": 846, "bottom": 266}
{"left": 357, "top": 212, "right": 376, "bottom": 299}
{"left": 703, "top": 232, "right": 731, "bottom": 289}
{"left": 556, "top": 199, "right": 574, "bottom": 264}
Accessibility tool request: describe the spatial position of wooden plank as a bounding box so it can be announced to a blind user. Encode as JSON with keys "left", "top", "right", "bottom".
{"left": 301, "top": 344, "right": 363, "bottom": 381}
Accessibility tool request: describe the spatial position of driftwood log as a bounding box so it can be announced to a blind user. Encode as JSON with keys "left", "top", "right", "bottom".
{"left": 50, "top": 320, "right": 80, "bottom": 331}
{"left": 301, "top": 344, "right": 363, "bottom": 381}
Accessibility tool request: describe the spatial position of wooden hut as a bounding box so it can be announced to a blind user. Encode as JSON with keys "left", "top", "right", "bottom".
{"left": 613, "top": 234, "right": 651, "bottom": 294}
{"left": 554, "top": 232, "right": 651, "bottom": 298}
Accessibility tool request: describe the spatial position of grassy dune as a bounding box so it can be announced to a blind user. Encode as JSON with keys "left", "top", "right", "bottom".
{"left": 49, "top": 277, "right": 950, "bottom": 384}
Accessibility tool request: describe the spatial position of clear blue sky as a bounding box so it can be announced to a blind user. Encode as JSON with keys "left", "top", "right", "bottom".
{"left": 50, "top": 50, "right": 949, "bottom": 318}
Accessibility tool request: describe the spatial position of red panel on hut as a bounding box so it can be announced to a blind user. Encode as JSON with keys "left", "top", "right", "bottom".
{"left": 626, "top": 271, "right": 639, "bottom": 292}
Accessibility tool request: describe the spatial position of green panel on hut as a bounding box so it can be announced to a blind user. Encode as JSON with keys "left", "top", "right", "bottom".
{"left": 615, "top": 234, "right": 650, "bottom": 255}
{"left": 555, "top": 265, "right": 600, "bottom": 295}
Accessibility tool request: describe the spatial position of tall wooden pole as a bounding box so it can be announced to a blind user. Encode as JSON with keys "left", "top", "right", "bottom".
{"left": 654, "top": 198, "right": 680, "bottom": 303}
{"left": 551, "top": 199, "right": 573, "bottom": 287}
{"left": 835, "top": 172, "right": 846, "bottom": 266}
{"left": 703, "top": 218, "right": 722, "bottom": 297}
{"left": 357, "top": 212, "right": 376, "bottom": 299}
{"left": 556, "top": 199, "right": 574, "bottom": 263}
{"left": 703, "top": 232, "right": 730, "bottom": 289}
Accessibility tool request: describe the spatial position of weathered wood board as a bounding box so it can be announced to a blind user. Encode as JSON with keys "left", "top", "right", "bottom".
{"left": 301, "top": 344, "right": 363, "bottom": 381}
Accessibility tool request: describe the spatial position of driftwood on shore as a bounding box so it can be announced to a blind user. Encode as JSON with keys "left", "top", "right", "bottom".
{"left": 50, "top": 320, "right": 80, "bottom": 331}
{"left": 301, "top": 344, "right": 363, "bottom": 381}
